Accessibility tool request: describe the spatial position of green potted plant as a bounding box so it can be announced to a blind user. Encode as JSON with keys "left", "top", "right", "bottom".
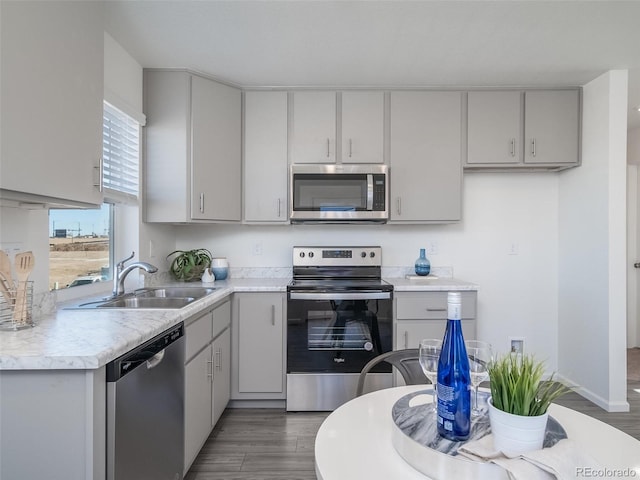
{"left": 487, "top": 353, "right": 571, "bottom": 454}
{"left": 166, "top": 248, "right": 212, "bottom": 282}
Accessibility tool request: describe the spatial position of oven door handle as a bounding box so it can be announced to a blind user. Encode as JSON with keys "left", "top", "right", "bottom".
{"left": 289, "top": 291, "right": 392, "bottom": 301}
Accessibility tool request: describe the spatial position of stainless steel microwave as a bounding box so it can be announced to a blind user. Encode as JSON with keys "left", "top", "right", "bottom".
{"left": 289, "top": 164, "right": 388, "bottom": 223}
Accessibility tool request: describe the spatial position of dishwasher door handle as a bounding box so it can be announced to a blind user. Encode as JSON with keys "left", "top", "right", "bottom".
{"left": 146, "top": 349, "right": 165, "bottom": 369}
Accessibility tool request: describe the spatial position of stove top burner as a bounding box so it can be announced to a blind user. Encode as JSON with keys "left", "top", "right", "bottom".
{"left": 289, "top": 246, "right": 392, "bottom": 292}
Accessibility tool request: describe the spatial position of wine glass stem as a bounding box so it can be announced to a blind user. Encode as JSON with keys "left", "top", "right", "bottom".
{"left": 433, "top": 383, "right": 438, "bottom": 411}
{"left": 473, "top": 386, "right": 479, "bottom": 411}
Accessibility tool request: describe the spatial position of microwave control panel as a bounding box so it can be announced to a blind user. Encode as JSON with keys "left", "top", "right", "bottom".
{"left": 372, "top": 174, "right": 386, "bottom": 211}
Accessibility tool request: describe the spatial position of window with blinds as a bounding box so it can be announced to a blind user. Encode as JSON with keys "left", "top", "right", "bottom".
{"left": 102, "top": 102, "right": 139, "bottom": 201}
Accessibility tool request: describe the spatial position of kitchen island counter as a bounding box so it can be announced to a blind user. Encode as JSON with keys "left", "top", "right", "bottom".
{"left": 0, "top": 278, "right": 289, "bottom": 371}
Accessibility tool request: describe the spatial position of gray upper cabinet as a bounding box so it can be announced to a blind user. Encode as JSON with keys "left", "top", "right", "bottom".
{"left": 144, "top": 70, "right": 241, "bottom": 223}
{"left": 341, "top": 91, "right": 385, "bottom": 164}
{"left": 524, "top": 90, "right": 580, "bottom": 166}
{"left": 1, "top": 1, "right": 103, "bottom": 207}
{"left": 243, "top": 91, "right": 289, "bottom": 223}
{"left": 290, "top": 91, "right": 385, "bottom": 164}
{"left": 465, "top": 89, "right": 580, "bottom": 169}
{"left": 467, "top": 91, "right": 522, "bottom": 165}
{"left": 291, "top": 91, "right": 337, "bottom": 163}
{"left": 389, "top": 91, "right": 463, "bottom": 223}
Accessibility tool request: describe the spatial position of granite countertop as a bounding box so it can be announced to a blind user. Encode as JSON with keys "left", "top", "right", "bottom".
{"left": 386, "top": 276, "right": 478, "bottom": 292}
{"left": 0, "top": 278, "right": 289, "bottom": 372}
{"left": 0, "top": 275, "right": 476, "bottom": 372}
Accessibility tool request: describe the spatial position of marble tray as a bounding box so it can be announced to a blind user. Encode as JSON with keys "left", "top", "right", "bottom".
{"left": 390, "top": 388, "right": 567, "bottom": 480}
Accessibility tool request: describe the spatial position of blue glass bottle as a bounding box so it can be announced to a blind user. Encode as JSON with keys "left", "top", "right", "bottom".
{"left": 437, "top": 292, "right": 471, "bottom": 441}
{"left": 414, "top": 248, "right": 431, "bottom": 276}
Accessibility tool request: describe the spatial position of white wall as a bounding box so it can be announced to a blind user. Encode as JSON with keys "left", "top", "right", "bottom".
{"left": 629, "top": 126, "right": 640, "bottom": 165}
{"left": 104, "top": 32, "right": 145, "bottom": 124}
{"left": 628, "top": 164, "right": 639, "bottom": 348}
{"left": 630, "top": 128, "right": 640, "bottom": 347}
{"left": 0, "top": 206, "right": 49, "bottom": 295}
{"left": 558, "top": 70, "right": 629, "bottom": 412}
{"left": 104, "top": 32, "right": 176, "bottom": 285}
{"left": 176, "top": 172, "right": 561, "bottom": 367}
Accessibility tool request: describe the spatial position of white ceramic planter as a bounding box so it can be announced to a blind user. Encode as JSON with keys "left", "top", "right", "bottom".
{"left": 211, "top": 257, "right": 229, "bottom": 280}
{"left": 488, "top": 397, "right": 548, "bottom": 455}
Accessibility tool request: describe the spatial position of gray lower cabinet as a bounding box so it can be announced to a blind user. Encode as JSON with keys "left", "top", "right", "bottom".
{"left": 231, "top": 293, "right": 286, "bottom": 400}
{"left": 394, "top": 291, "right": 477, "bottom": 349}
{"left": 184, "top": 300, "right": 231, "bottom": 474}
{"left": 0, "top": 368, "right": 106, "bottom": 480}
{"left": 389, "top": 91, "right": 463, "bottom": 223}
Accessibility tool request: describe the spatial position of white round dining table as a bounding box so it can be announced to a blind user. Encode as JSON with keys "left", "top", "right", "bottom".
{"left": 314, "top": 385, "right": 640, "bottom": 480}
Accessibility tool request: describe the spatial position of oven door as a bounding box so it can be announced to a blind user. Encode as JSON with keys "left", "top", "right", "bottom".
{"left": 289, "top": 164, "right": 388, "bottom": 222}
{"left": 287, "top": 290, "right": 393, "bottom": 374}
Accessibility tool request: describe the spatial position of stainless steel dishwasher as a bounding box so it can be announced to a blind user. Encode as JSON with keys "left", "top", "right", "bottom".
{"left": 106, "top": 323, "right": 185, "bottom": 480}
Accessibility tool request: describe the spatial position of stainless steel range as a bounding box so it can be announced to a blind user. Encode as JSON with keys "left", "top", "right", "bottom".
{"left": 286, "top": 246, "right": 393, "bottom": 411}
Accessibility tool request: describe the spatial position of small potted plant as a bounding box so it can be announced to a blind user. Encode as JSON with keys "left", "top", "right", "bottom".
{"left": 166, "top": 248, "right": 212, "bottom": 282}
{"left": 487, "top": 353, "right": 571, "bottom": 454}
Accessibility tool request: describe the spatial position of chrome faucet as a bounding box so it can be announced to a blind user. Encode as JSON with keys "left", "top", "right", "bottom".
{"left": 113, "top": 252, "right": 158, "bottom": 297}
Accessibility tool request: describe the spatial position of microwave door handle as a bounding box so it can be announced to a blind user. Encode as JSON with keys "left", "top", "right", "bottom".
{"left": 366, "top": 174, "right": 374, "bottom": 211}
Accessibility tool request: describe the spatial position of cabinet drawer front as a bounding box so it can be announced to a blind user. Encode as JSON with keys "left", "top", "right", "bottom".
{"left": 186, "top": 312, "right": 213, "bottom": 360}
{"left": 396, "top": 292, "right": 476, "bottom": 319}
{"left": 396, "top": 319, "right": 477, "bottom": 349}
{"left": 212, "top": 300, "right": 231, "bottom": 338}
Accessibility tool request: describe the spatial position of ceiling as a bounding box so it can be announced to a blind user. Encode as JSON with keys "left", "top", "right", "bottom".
{"left": 104, "top": 0, "right": 640, "bottom": 129}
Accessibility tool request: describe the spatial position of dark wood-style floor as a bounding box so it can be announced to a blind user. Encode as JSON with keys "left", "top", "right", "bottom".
{"left": 186, "top": 364, "right": 640, "bottom": 479}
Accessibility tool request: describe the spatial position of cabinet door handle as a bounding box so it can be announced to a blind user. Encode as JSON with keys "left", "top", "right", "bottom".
{"left": 199, "top": 193, "right": 205, "bottom": 213}
{"left": 215, "top": 348, "right": 221, "bottom": 370}
{"left": 326, "top": 138, "right": 330, "bottom": 158}
{"left": 207, "top": 355, "right": 214, "bottom": 380}
{"left": 349, "top": 139, "right": 353, "bottom": 158}
{"left": 531, "top": 139, "right": 536, "bottom": 157}
{"left": 271, "top": 304, "right": 276, "bottom": 326}
{"left": 404, "top": 331, "right": 408, "bottom": 349}
{"left": 93, "top": 157, "right": 103, "bottom": 192}
{"left": 277, "top": 198, "right": 281, "bottom": 218}
{"left": 510, "top": 139, "right": 516, "bottom": 157}
{"left": 426, "top": 308, "right": 447, "bottom": 312}
{"left": 396, "top": 197, "right": 401, "bottom": 216}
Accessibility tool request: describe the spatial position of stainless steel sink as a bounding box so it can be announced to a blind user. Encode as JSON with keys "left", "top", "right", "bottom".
{"left": 97, "top": 296, "right": 196, "bottom": 309}
{"left": 133, "top": 287, "right": 217, "bottom": 299}
{"left": 70, "top": 286, "right": 218, "bottom": 309}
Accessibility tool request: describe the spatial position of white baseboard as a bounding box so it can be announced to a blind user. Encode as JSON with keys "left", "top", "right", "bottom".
{"left": 558, "top": 373, "right": 630, "bottom": 412}
{"left": 227, "top": 399, "right": 286, "bottom": 409}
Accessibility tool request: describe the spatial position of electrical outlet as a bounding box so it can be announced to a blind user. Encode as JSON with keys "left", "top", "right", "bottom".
{"left": 509, "top": 337, "right": 525, "bottom": 354}
{"left": 252, "top": 242, "right": 263, "bottom": 256}
{"left": 508, "top": 242, "right": 519, "bottom": 255}
{"left": 429, "top": 242, "right": 439, "bottom": 255}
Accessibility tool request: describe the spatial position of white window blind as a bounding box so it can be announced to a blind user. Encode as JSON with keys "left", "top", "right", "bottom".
{"left": 103, "top": 102, "right": 139, "bottom": 201}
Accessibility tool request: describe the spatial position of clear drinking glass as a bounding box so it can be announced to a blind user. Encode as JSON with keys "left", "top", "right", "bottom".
{"left": 465, "top": 340, "right": 493, "bottom": 416}
{"left": 418, "top": 339, "right": 442, "bottom": 412}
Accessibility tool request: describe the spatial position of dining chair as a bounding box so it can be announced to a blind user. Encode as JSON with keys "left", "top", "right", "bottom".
{"left": 356, "top": 348, "right": 427, "bottom": 396}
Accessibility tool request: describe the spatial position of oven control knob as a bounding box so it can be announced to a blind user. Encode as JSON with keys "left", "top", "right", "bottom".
{"left": 370, "top": 252, "right": 376, "bottom": 258}
{"left": 360, "top": 251, "right": 366, "bottom": 258}
{"left": 309, "top": 251, "right": 314, "bottom": 258}
{"left": 363, "top": 342, "right": 373, "bottom": 351}
{"left": 299, "top": 252, "right": 305, "bottom": 258}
